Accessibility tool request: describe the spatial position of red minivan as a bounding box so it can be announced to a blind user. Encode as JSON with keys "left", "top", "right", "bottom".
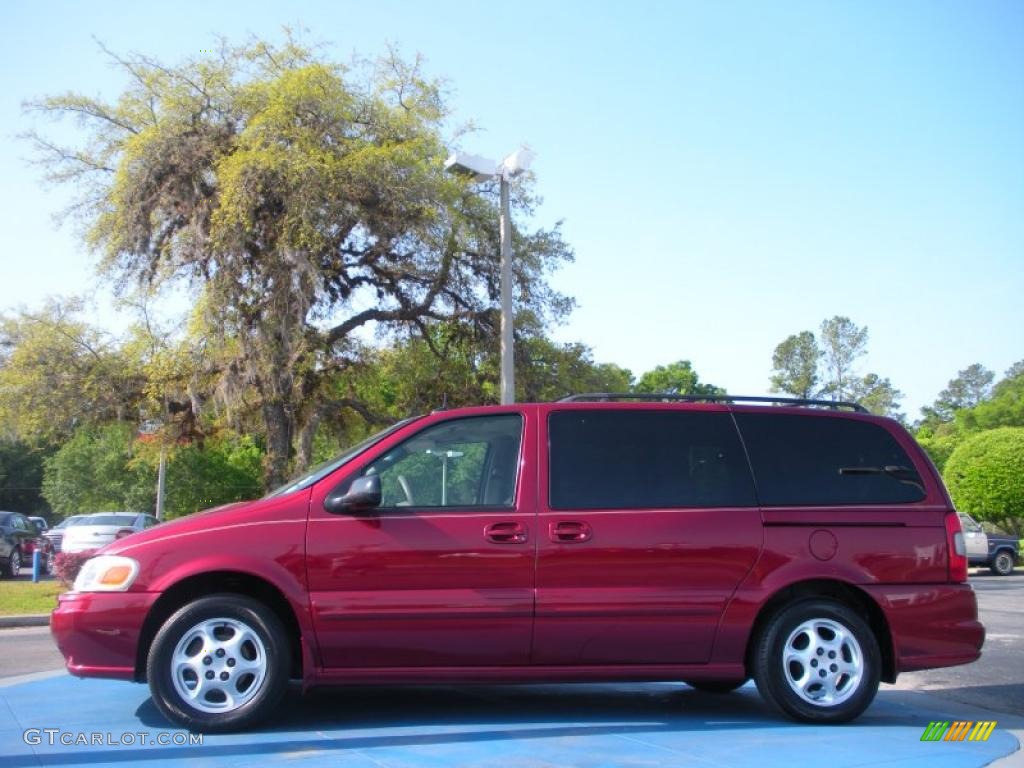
{"left": 51, "top": 395, "right": 984, "bottom": 732}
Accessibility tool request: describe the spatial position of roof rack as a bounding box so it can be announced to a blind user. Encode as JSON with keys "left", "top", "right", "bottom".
{"left": 555, "top": 393, "right": 868, "bottom": 413}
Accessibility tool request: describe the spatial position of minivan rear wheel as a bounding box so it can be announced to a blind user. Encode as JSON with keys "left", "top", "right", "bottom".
{"left": 753, "top": 599, "right": 880, "bottom": 723}
{"left": 147, "top": 594, "right": 289, "bottom": 732}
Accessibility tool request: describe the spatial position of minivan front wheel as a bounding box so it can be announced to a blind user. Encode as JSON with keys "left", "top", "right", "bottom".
{"left": 147, "top": 594, "right": 289, "bottom": 732}
{"left": 753, "top": 599, "right": 880, "bottom": 723}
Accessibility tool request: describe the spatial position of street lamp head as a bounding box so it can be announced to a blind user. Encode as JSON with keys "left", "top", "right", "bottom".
{"left": 444, "top": 152, "right": 499, "bottom": 182}
{"left": 501, "top": 147, "right": 535, "bottom": 179}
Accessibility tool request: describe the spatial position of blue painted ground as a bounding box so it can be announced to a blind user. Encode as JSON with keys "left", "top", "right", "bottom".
{"left": 1, "top": 676, "right": 1018, "bottom": 767}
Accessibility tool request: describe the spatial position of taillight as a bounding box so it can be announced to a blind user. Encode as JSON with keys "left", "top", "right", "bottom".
{"left": 945, "top": 511, "right": 968, "bottom": 583}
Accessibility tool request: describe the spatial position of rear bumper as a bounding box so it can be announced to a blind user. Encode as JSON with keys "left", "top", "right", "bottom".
{"left": 864, "top": 583, "right": 985, "bottom": 673}
{"left": 51, "top": 591, "right": 159, "bottom": 681}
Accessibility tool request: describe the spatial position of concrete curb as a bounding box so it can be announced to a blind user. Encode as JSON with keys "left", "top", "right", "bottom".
{"left": 0, "top": 614, "right": 49, "bottom": 628}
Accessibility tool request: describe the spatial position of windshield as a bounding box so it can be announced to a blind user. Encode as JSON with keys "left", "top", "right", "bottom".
{"left": 264, "top": 417, "right": 420, "bottom": 499}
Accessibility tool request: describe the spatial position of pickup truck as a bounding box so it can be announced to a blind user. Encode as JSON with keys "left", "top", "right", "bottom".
{"left": 960, "top": 513, "right": 1019, "bottom": 576}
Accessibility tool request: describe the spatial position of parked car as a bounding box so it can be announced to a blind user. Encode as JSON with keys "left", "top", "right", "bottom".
{"left": 960, "top": 513, "right": 1019, "bottom": 576}
{"left": 60, "top": 513, "right": 160, "bottom": 554}
{"left": 1, "top": 511, "right": 54, "bottom": 577}
{"left": 28, "top": 516, "right": 49, "bottom": 533}
{"left": 52, "top": 395, "right": 984, "bottom": 732}
{"left": 43, "top": 515, "right": 89, "bottom": 554}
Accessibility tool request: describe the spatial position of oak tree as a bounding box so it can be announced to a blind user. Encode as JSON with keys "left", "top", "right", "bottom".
{"left": 27, "top": 38, "right": 573, "bottom": 487}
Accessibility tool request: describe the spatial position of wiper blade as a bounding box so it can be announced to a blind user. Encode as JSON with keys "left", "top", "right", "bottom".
{"left": 839, "top": 465, "right": 924, "bottom": 492}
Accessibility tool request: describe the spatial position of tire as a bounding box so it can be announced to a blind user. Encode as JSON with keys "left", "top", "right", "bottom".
{"left": 685, "top": 679, "right": 748, "bottom": 694}
{"left": 753, "top": 599, "right": 880, "bottom": 724}
{"left": 3, "top": 548, "right": 21, "bottom": 579}
{"left": 991, "top": 550, "right": 1015, "bottom": 577}
{"left": 147, "top": 594, "right": 290, "bottom": 732}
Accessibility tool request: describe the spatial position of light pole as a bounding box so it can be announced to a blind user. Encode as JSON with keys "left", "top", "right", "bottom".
{"left": 445, "top": 147, "right": 535, "bottom": 405}
{"left": 139, "top": 416, "right": 167, "bottom": 521}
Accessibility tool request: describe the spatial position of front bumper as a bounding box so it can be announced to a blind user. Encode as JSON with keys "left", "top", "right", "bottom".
{"left": 51, "top": 591, "right": 160, "bottom": 681}
{"left": 865, "top": 583, "right": 985, "bottom": 673}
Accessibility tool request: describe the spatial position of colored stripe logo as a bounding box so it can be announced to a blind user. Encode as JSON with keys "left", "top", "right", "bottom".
{"left": 921, "top": 721, "right": 997, "bottom": 742}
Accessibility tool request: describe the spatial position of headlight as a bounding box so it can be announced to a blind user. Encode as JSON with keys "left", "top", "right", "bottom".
{"left": 73, "top": 555, "right": 140, "bottom": 592}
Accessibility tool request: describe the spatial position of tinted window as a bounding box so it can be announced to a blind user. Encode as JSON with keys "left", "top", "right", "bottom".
{"left": 84, "top": 514, "right": 139, "bottom": 526}
{"left": 549, "top": 410, "right": 757, "bottom": 510}
{"left": 362, "top": 414, "right": 523, "bottom": 508}
{"left": 735, "top": 413, "right": 926, "bottom": 506}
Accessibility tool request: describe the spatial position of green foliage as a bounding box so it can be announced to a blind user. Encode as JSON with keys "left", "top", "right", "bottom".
{"left": 634, "top": 360, "right": 723, "bottom": 396}
{"left": 0, "top": 299, "right": 143, "bottom": 445}
{"left": 960, "top": 372, "right": 1024, "bottom": 432}
{"left": 41, "top": 423, "right": 263, "bottom": 519}
{"left": 0, "top": 440, "right": 49, "bottom": 513}
{"left": 519, "top": 336, "right": 633, "bottom": 401}
{"left": 768, "top": 317, "right": 903, "bottom": 418}
{"left": 915, "top": 366, "right": 1024, "bottom": 469}
{"left": 42, "top": 423, "right": 155, "bottom": 515}
{"left": 915, "top": 426, "right": 960, "bottom": 472}
{"left": 921, "top": 363, "right": 995, "bottom": 426}
{"left": 944, "top": 427, "right": 1024, "bottom": 531}
{"left": 160, "top": 436, "right": 263, "bottom": 518}
{"left": 818, "top": 316, "right": 868, "bottom": 401}
{"left": 851, "top": 373, "right": 904, "bottom": 422}
{"left": 770, "top": 331, "right": 819, "bottom": 399}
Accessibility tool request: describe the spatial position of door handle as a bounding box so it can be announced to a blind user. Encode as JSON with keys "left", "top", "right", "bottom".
{"left": 485, "top": 521, "right": 528, "bottom": 544}
{"left": 550, "top": 521, "right": 592, "bottom": 543}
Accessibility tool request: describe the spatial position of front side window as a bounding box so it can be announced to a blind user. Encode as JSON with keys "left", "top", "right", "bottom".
{"left": 362, "top": 414, "right": 523, "bottom": 509}
{"left": 735, "top": 413, "right": 926, "bottom": 506}
{"left": 549, "top": 410, "right": 757, "bottom": 510}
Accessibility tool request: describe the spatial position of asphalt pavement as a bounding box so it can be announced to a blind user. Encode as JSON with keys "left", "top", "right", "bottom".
{"left": 891, "top": 573, "right": 1024, "bottom": 718}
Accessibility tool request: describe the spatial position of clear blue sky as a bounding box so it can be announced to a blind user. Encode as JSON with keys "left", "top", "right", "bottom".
{"left": 2, "top": 1, "right": 1022, "bottom": 416}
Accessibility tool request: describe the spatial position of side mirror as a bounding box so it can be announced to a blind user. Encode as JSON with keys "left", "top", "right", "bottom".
{"left": 324, "top": 474, "right": 382, "bottom": 514}
{"left": 115, "top": 527, "right": 135, "bottom": 539}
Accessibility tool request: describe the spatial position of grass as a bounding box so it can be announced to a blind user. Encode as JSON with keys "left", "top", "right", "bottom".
{"left": 0, "top": 579, "right": 64, "bottom": 616}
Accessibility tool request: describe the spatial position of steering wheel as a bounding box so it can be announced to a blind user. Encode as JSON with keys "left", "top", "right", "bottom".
{"left": 397, "top": 475, "right": 414, "bottom": 506}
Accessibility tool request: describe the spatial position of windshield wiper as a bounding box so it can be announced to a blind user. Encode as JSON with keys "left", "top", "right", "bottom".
{"left": 838, "top": 465, "right": 924, "bottom": 492}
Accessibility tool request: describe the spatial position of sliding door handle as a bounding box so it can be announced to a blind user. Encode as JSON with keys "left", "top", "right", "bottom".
{"left": 550, "top": 521, "right": 592, "bottom": 543}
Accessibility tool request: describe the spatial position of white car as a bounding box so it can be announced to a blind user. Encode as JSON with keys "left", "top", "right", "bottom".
{"left": 60, "top": 513, "right": 160, "bottom": 554}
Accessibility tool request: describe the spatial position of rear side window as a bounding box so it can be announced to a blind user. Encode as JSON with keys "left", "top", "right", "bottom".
{"left": 734, "top": 413, "right": 926, "bottom": 506}
{"left": 549, "top": 410, "right": 757, "bottom": 509}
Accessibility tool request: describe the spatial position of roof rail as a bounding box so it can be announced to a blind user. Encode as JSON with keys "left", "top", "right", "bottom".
{"left": 555, "top": 393, "right": 869, "bottom": 413}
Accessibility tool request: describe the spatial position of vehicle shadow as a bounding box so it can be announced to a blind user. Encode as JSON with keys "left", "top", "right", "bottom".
{"left": 9, "top": 682, "right": 1009, "bottom": 767}
{"left": 128, "top": 683, "right": 921, "bottom": 752}
{"left": 885, "top": 683, "right": 1024, "bottom": 720}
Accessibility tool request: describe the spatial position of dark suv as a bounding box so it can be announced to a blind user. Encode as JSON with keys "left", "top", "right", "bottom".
{"left": 1, "top": 511, "right": 53, "bottom": 577}
{"left": 52, "top": 395, "right": 984, "bottom": 732}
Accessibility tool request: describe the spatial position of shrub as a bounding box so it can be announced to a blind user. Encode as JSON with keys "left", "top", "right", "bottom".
{"left": 53, "top": 551, "right": 96, "bottom": 587}
{"left": 944, "top": 427, "right": 1024, "bottom": 535}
